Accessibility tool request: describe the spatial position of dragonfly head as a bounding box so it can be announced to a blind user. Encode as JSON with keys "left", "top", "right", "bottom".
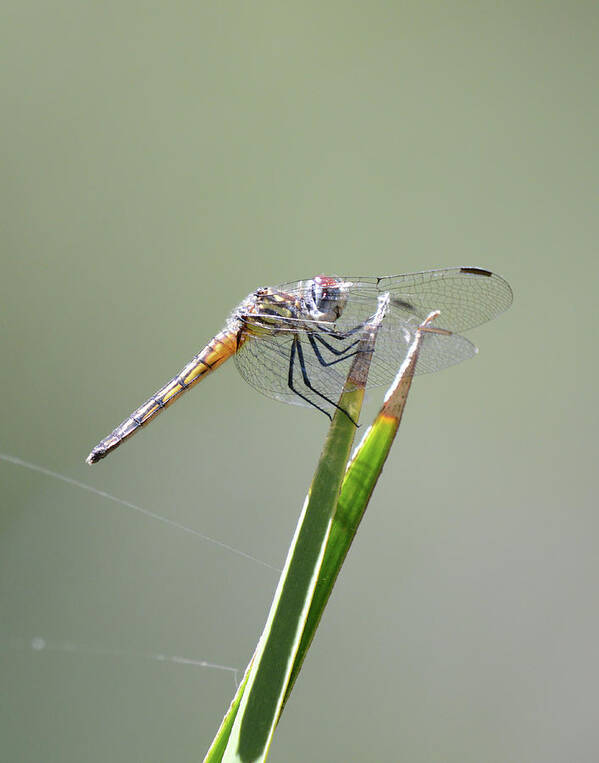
{"left": 309, "top": 276, "right": 348, "bottom": 321}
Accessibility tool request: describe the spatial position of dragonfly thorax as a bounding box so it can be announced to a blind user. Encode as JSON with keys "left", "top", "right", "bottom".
{"left": 239, "top": 287, "right": 303, "bottom": 337}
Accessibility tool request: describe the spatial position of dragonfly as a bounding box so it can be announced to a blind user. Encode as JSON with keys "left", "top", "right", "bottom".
{"left": 86, "top": 266, "right": 512, "bottom": 464}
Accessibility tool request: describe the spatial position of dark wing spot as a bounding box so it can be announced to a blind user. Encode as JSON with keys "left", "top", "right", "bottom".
{"left": 460, "top": 267, "right": 492, "bottom": 277}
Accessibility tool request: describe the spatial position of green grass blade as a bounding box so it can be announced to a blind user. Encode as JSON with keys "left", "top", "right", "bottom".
{"left": 203, "top": 659, "right": 253, "bottom": 763}
{"left": 283, "top": 311, "right": 439, "bottom": 704}
{"left": 208, "top": 298, "right": 390, "bottom": 762}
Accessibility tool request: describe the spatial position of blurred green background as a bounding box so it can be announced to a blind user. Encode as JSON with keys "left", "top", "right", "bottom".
{"left": 1, "top": 2, "right": 598, "bottom": 761}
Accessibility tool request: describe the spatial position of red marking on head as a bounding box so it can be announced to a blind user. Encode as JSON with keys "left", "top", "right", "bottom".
{"left": 314, "top": 275, "right": 340, "bottom": 287}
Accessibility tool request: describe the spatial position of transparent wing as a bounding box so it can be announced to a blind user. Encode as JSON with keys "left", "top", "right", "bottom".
{"left": 279, "top": 267, "right": 513, "bottom": 335}
{"left": 235, "top": 331, "right": 349, "bottom": 410}
{"left": 366, "top": 319, "right": 477, "bottom": 381}
{"left": 235, "top": 267, "right": 510, "bottom": 414}
{"left": 234, "top": 323, "right": 477, "bottom": 416}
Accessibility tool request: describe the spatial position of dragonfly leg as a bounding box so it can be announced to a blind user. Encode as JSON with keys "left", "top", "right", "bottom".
{"left": 310, "top": 333, "right": 360, "bottom": 357}
{"left": 292, "top": 337, "right": 358, "bottom": 425}
{"left": 308, "top": 334, "right": 365, "bottom": 368}
{"left": 288, "top": 338, "right": 332, "bottom": 420}
{"left": 318, "top": 317, "right": 376, "bottom": 341}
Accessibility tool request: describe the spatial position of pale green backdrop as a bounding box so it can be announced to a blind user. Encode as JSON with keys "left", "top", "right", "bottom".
{"left": 1, "top": 2, "right": 598, "bottom": 761}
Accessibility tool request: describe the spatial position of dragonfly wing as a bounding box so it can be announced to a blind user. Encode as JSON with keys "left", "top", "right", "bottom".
{"left": 235, "top": 267, "right": 510, "bottom": 414}
{"left": 365, "top": 321, "right": 478, "bottom": 385}
{"left": 344, "top": 267, "right": 513, "bottom": 334}
{"left": 234, "top": 320, "right": 478, "bottom": 417}
{"left": 234, "top": 331, "right": 355, "bottom": 414}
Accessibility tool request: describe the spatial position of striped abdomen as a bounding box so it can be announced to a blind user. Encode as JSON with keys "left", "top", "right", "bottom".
{"left": 86, "top": 327, "right": 241, "bottom": 464}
